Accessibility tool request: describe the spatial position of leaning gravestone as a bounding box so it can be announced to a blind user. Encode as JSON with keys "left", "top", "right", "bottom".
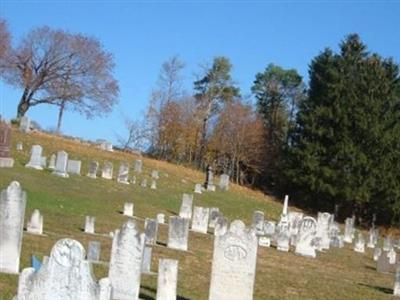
{"left": 67, "top": 159, "right": 82, "bottom": 175}
{"left": 101, "top": 162, "right": 113, "bottom": 180}
{"left": 87, "top": 241, "right": 101, "bottom": 262}
{"left": 134, "top": 159, "right": 142, "bottom": 173}
{"left": 219, "top": 174, "right": 230, "bottom": 191}
{"left": 156, "top": 259, "right": 178, "bottom": 300}
{"left": 123, "top": 202, "right": 134, "bottom": 217}
{"left": 295, "top": 217, "right": 317, "bottom": 258}
{"left": 19, "top": 116, "right": 31, "bottom": 133}
{"left": 209, "top": 220, "right": 258, "bottom": 300}
{"left": 168, "top": 216, "right": 190, "bottom": 251}
{"left": 25, "top": 145, "right": 44, "bottom": 170}
{"left": 117, "top": 163, "right": 130, "bottom": 184}
{"left": 52, "top": 151, "right": 69, "bottom": 178}
{"left": 85, "top": 216, "right": 95, "bottom": 234}
{"left": 109, "top": 220, "right": 145, "bottom": 300}
{"left": 144, "top": 218, "right": 158, "bottom": 245}
{"left": 0, "top": 181, "right": 26, "bottom": 274}
{"left": 179, "top": 193, "right": 193, "bottom": 219}
{"left": 0, "top": 120, "right": 14, "bottom": 167}
{"left": 48, "top": 154, "right": 56, "bottom": 170}
{"left": 252, "top": 211, "right": 265, "bottom": 236}
{"left": 27, "top": 209, "right": 43, "bottom": 235}
{"left": 87, "top": 161, "right": 99, "bottom": 179}
{"left": 15, "top": 238, "right": 112, "bottom": 300}
{"left": 191, "top": 206, "right": 210, "bottom": 234}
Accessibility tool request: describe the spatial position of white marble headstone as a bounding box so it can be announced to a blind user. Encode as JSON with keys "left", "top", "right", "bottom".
{"left": 156, "top": 259, "right": 178, "bottom": 300}
{"left": 168, "top": 216, "right": 190, "bottom": 251}
{"left": 25, "top": 145, "right": 43, "bottom": 170}
{"left": 27, "top": 209, "right": 43, "bottom": 235}
{"left": 191, "top": 206, "right": 209, "bottom": 234}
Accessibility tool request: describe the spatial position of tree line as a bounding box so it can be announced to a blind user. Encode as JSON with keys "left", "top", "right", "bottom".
{"left": 1, "top": 19, "right": 399, "bottom": 225}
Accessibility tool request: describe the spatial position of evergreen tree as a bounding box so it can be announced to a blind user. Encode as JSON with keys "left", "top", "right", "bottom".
{"left": 285, "top": 34, "right": 400, "bottom": 224}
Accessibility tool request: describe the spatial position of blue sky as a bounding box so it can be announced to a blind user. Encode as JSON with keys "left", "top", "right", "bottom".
{"left": 1, "top": 1, "right": 399, "bottom": 144}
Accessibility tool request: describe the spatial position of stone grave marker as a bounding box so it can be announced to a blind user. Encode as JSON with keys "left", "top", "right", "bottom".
{"left": 151, "top": 170, "right": 159, "bottom": 179}
{"left": 377, "top": 251, "right": 391, "bottom": 274}
{"left": 276, "top": 218, "right": 290, "bottom": 252}
{"left": 316, "top": 212, "right": 332, "bottom": 250}
{"left": 194, "top": 183, "right": 202, "bottom": 194}
{"left": 157, "top": 213, "right": 165, "bottom": 224}
{"left": 354, "top": 232, "right": 365, "bottom": 253}
{"left": 0, "top": 120, "right": 14, "bottom": 167}
{"left": 117, "top": 162, "right": 130, "bottom": 184}
{"left": 19, "top": 116, "right": 31, "bottom": 133}
{"left": 123, "top": 202, "right": 134, "bottom": 217}
{"left": 85, "top": 216, "right": 95, "bottom": 234}
{"left": 179, "top": 193, "right": 193, "bottom": 219}
{"left": 367, "top": 228, "right": 379, "bottom": 248}
{"left": 25, "top": 145, "right": 44, "bottom": 170}
{"left": 0, "top": 181, "right": 26, "bottom": 273}
{"left": 219, "top": 174, "right": 230, "bottom": 191}
{"left": 27, "top": 209, "right": 43, "bottom": 235}
{"left": 151, "top": 179, "right": 157, "bottom": 189}
{"left": 141, "top": 178, "right": 147, "bottom": 188}
{"left": 191, "top": 206, "right": 210, "bottom": 234}
{"left": 389, "top": 248, "right": 397, "bottom": 264}
{"left": 101, "top": 162, "right": 113, "bottom": 180}
{"left": 52, "top": 151, "right": 69, "bottom": 177}
{"left": 87, "top": 241, "right": 101, "bottom": 262}
{"left": 252, "top": 211, "right": 265, "bottom": 236}
{"left": 209, "top": 207, "right": 221, "bottom": 228}
{"left": 156, "top": 259, "right": 178, "bottom": 300}
{"left": 16, "top": 142, "right": 23, "bottom": 151}
{"left": 204, "top": 165, "right": 216, "bottom": 191}
{"left": 141, "top": 246, "right": 153, "bottom": 274}
{"left": 48, "top": 154, "right": 56, "bottom": 170}
{"left": 168, "top": 216, "right": 190, "bottom": 251}
{"left": 344, "top": 217, "right": 355, "bottom": 243}
{"left": 383, "top": 236, "right": 392, "bottom": 251}
{"left": 144, "top": 218, "right": 158, "bottom": 245}
{"left": 394, "top": 267, "right": 400, "bottom": 296}
{"left": 67, "top": 159, "right": 82, "bottom": 175}
{"left": 214, "top": 216, "right": 228, "bottom": 236}
{"left": 373, "top": 247, "right": 382, "bottom": 261}
{"left": 87, "top": 161, "right": 99, "bottom": 179}
{"left": 134, "top": 159, "right": 142, "bottom": 173}
{"left": 131, "top": 176, "right": 136, "bottom": 184}
{"left": 295, "top": 217, "right": 318, "bottom": 258}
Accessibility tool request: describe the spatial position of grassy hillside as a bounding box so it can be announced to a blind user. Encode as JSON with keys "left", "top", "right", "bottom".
{"left": 0, "top": 128, "right": 395, "bottom": 299}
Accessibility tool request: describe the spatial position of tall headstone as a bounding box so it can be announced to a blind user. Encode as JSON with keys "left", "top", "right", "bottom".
{"left": 0, "top": 120, "right": 14, "bottom": 167}
{"left": 252, "top": 211, "right": 265, "bottom": 236}
{"left": 87, "top": 161, "right": 99, "bottom": 179}
{"left": 67, "top": 159, "right": 82, "bottom": 175}
{"left": 209, "top": 220, "right": 258, "bottom": 300}
{"left": 0, "top": 181, "right": 26, "bottom": 273}
{"left": 191, "top": 206, "right": 210, "bottom": 234}
{"left": 168, "top": 216, "right": 190, "bottom": 251}
{"left": 48, "top": 154, "right": 56, "bottom": 170}
{"left": 156, "top": 259, "right": 178, "bottom": 300}
{"left": 123, "top": 202, "right": 134, "bottom": 217}
{"left": 141, "top": 246, "right": 153, "bottom": 274}
{"left": 276, "top": 219, "right": 290, "bottom": 252}
{"left": 52, "top": 151, "right": 69, "bottom": 178}
{"left": 354, "top": 232, "right": 365, "bottom": 253}
{"left": 295, "top": 217, "right": 318, "bottom": 258}
{"left": 344, "top": 217, "right": 355, "bottom": 243}
{"left": 316, "top": 212, "right": 332, "bottom": 250}
{"left": 194, "top": 183, "right": 203, "bottom": 194}
{"left": 87, "top": 241, "right": 101, "bottom": 262}
{"left": 101, "top": 162, "right": 113, "bottom": 180}
{"left": 117, "top": 163, "right": 130, "bottom": 184}
{"left": 204, "top": 165, "right": 216, "bottom": 191}
{"left": 108, "top": 220, "right": 145, "bottom": 300}
{"left": 134, "top": 159, "right": 142, "bottom": 173}
{"left": 15, "top": 239, "right": 112, "bottom": 300}
{"left": 219, "top": 174, "right": 230, "bottom": 191}
{"left": 19, "top": 116, "right": 31, "bottom": 133}
{"left": 373, "top": 247, "right": 382, "bottom": 261}
{"left": 25, "top": 145, "right": 44, "bottom": 170}
{"left": 144, "top": 218, "right": 158, "bottom": 245}
{"left": 179, "top": 193, "right": 193, "bottom": 219}
{"left": 85, "top": 216, "right": 95, "bottom": 234}
{"left": 288, "top": 211, "right": 304, "bottom": 237}
{"left": 27, "top": 209, "right": 43, "bottom": 235}
{"left": 388, "top": 248, "right": 397, "bottom": 265}
{"left": 367, "top": 228, "right": 379, "bottom": 248}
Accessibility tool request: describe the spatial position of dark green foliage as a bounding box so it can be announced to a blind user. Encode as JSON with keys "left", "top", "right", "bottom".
{"left": 285, "top": 34, "right": 400, "bottom": 224}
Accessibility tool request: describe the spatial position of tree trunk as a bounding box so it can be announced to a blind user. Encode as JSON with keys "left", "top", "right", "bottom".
{"left": 16, "top": 89, "right": 31, "bottom": 118}
{"left": 56, "top": 100, "right": 66, "bottom": 134}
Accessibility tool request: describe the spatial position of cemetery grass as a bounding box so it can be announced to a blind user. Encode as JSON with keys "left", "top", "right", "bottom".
{"left": 0, "top": 128, "right": 395, "bottom": 300}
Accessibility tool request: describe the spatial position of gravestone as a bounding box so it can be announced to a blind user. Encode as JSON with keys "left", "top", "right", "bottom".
{"left": 394, "top": 267, "right": 400, "bottom": 296}
{"left": 276, "top": 218, "right": 290, "bottom": 252}
{"left": 0, "top": 120, "right": 14, "bottom": 167}
{"left": 25, "top": 145, "right": 44, "bottom": 170}
{"left": 123, "top": 202, "right": 134, "bottom": 217}
{"left": 16, "top": 142, "right": 23, "bottom": 151}
{"left": 134, "top": 159, "right": 142, "bottom": 173}
{"left": 295, "top": 217, "right": 318, "bottom": 258}
{"left": 151, "top": 170, "right": 159, "bottom": 179}
{"left": 67, "top": 159, "right": 82, "bottom": 175}
{"left": 141, "top": 246, "right": 152, "bottom": 274}
{"left": 156, "top": 259, "right": 178, "bottom": 300}
{"left": 377, "top": 251, "right": 391, "bottom": 274}
{"left": 27, "top": 209, "right": 43, "bottom": 235}
{"left": 389, "top": 248, "right": 397, "bottom": 264}
{"left": 252, "top": 211, "right": 265, "bottom": 236}
{"left": 194, "top": 183, "right": 202, "bottom": 194}
{"left": 157, "top": 213, "right": 165, "bottom": 224}
{"left": 131, "top": 176, "right": 136, "bottom": 184}
{"left": 109, "top": 220, "right": 145, "bottom": 300}
{"left": 191, "top": 206, "right": 210, "bottom": 234}
{"left": 0, "top": 181, "right": 26, "bottom": 273}
{"left": 140, "top": 178, "right": 147, "bottom": 188}
{"left": 150, "top": 179, "right": 157, "bottom": 189}
{"left": 374, "top": 247, "right": 382, "bottom": 261}
{"left": 179, "top": 193, "right": 193, "bottom": 219}
{"left": 204, "top": 165, "right": 216, "bottom": 191}
{"left": 316, "top": 212, "right": 332, "bottom": 250}
{"left": 383, "top": 236, "right": 392, "bottom": 251}
{"left": 41, "top": 156, "right": 47, "bottom": 168}
{"left": 87, "top": 161, "right": 99, "bottom": 179}
{"left": 101, "top": 162, "right": 113, "bottom": 180}
{"left": 209, "top": 207, "right": 221, "bottom": 228}
{"left": 259, "top": 221, "right": 276, "bottom": 247}
{"left": 168, "top": 216, "right": 190, "bottom": 251}
{"left": 19, "top": 116, "right": 31, "bottom": 133}
{"left": 52, "top": 151, "right": 69, "bottom": 178}
{"left": 209, "top": 220, "right": 258, "bottom": 300}
{"left": 15, "top": 239, "right": 112, "bottom": 300}
{"left": 344, "top": 217, "right": 355, "bottom": 243}
{"left": 367, "top": 228, "right": 379, "bottom": 248}
{"left": 87, "top": 241, "right": 101, "bottom": 262}
{"left": 85, "top": 216, "right": 95, "bottom": 234}
{"left": 214, "top": 216, "right": 228, "bottom": 236}
{"left": 144, "top": 218, "right": 158, "bottom": 245}
{"left": 48, "top": 154, "right": 56, "bottom": 170}
{"left": 288, "top": 211, "right": 304, "bottom": 237}
{"left": 354, "top": 232, "right": 365, "bottom": 253}
{"left": 329, "top": 222, "right": 343, "bottom": 248}
{"left": 117, "top": 163, "right": 130, "bottom": 184}
{"left": 219, "top": 174, "right": 230, "bottom": 191}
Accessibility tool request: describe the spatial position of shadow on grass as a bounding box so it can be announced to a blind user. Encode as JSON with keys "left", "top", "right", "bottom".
{"left": 140, "top": 285, "right": 191, "bottom": 300}
{"left": 166, "top": 209, "right": 178, "bottom": 216}
{"left": 358, "top": 283, "right": 393, "bottom": 294}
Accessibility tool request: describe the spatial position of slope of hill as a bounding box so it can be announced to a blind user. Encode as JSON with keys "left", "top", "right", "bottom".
{"left": 0, "top": 128, "right": 394, "bottom": 299}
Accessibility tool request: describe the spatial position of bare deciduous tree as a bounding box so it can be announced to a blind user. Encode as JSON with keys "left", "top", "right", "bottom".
{"left": 0, "top": 18, "right": 11, "bottom": 72}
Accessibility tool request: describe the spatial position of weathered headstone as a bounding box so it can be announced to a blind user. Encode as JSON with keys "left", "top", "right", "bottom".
{"left": 374, "top": 247, "right": 382, "bottom": 261}
{"left": 383, "top": 236, "right": 392, "bottom": 251}
{"left": 219, "top": 174, "right": 230, "bottom": 191}
{"left": 16, "top": 239, "right": 112, "bottom": 300}
{"left": 87, "top": 161, "right": 99, "bottom": 179}
{"left": 209, "top": 207, "right": 221, "bottom": 228}
{"left": 117, "top": 162, "right": 130, "bottom": 184}
{"left": 40, "top": 156, "right": 47, "bottom": 168}
{"left": 16, "top": 142, "right": 23, "bottom": 151}
{"left": 209, "top": 220, "right": 258, "bottom": 300}
{"left": 204, "top": 165, "right": 216, "bottom": 191}
{"left": 109, "top": 220, "right": 145, "bottom": 300}
{"left": 194, "top": 183, "right": 202, "bottom": 194}
{"left": 389, "top": 248, "right": 397, "bottom": 264}
{"left": 131, "top": 176, "right": 136, "bottom": 184}
{"left": 0, "top": 181, "right": 26, "bottom": 273}
{"left": 151, "top": 170, "right": 159, "bottom": 179}
{"left": 52, "top": 150, "right": 69, "bottom": 178}
{"left": 157, "top": 213, "right": 165, "bottom": 224}
{"left": 101, "top": 162, "right": 113, "bottom": 180}
{"left": 276, "top": 217, "right": 290, "bottom": 252}
{"left": 25, "top": 145, "right": 44, "bottom": 170}
{"left": 344, "top": 217, "right": 355, "bottom": 243}
{"left": 85, "top": 216, "right": 95, "bottom": 234}
{"left": 367, "top": 228, "right": 379, "bottom": 248}
{"left": 19, "top": 116, "right": 31, "bottom": 133}
{"left": 288, "top": 211, "right": 304, "bottom": 237}
{"left": 144, "top": 218, "right": 158, "bottom": 245}
{"left": 214, "top": 216, "right": 228, "bottom": 236}
{"left": 134, "top": 159, "right": 142, "bottom": 173}
{"left": 0, "top": 120, "right": 14, "bottom": 167}
{"left": 377, "top": 251, "right": 391, "bottom": 274}
{"left": 27, "top": 209, "right": 43, "bottom": 235}
{"left": 123, "top": 202, "right": 134, "bottom": 217}
{"left": 354, "top": 232, "right": 365, "bottom": 253}
{"left": 168, "top": 216, "right": 190, "bottom": 251}
{"left": 179, "top": 193, "right": 193, "bottom": 219}
{"left": 67, "top": 159, "right": 82, "bottom": 175}
{"left": 259, "top": 221, "right": 276, "bottom": 247}
{"left": 295, "top": 217, "right": 318, "bottom": 258}
{"left": 140, "top": 178, "right": 147, "bottom": 188}
{"left": 48, "top": 154, "right": 56, "bottom": 170}
{"left": 156, "top": 259, "right": 178, "bottom": 300}
{"left": 141, "top": 246, "right": 153, "bottom": 274}
{"left": 150, "top": 179, "right": 157, "bottom": 189}
{"left": 87, "top": 241, "right": 101, "bottom": 262}
{"left": 252, "top": 211, "right": 265, "bottom": 236}
{"left": 316, "top": 212, "right": 332, "bottom": 250}
{"left": 191, "top": 206, "right": 210, "bottom": 234}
